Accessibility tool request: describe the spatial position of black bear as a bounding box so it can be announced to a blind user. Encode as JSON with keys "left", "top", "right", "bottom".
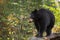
{"left": 30, "top": 8, "right": 55, "bottom": 37}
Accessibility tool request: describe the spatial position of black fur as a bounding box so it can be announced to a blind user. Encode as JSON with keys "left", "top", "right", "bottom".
{"left": 30, "top": 8, "right": 55, "bottom": 37}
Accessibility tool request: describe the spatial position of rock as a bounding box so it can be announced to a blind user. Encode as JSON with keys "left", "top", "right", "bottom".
{"left": 29, "top": 37, "right": 48, "bottom": 40}
{"left": 29, "top": 33, "right": 60, "bottom": 40}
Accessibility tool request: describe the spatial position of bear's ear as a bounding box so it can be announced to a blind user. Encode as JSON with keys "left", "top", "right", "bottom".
{"left": 34, "top": 9, "right": 37, "bottom": 12}
{"left": 32, "top": 9, "right": 37, "bottom": 13}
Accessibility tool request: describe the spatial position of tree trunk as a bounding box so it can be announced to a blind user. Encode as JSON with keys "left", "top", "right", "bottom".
{"left": 29, "top": 33, "right": 60, "bottom": 40}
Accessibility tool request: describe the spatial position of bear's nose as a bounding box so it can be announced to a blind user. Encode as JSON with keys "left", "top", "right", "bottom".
{"left": 29, "top": 18, "right": 33, "bottom": 23}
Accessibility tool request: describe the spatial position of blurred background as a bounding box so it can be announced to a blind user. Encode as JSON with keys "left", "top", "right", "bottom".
{"left": 0, "top": 0, "right": 60, "bottom": 40}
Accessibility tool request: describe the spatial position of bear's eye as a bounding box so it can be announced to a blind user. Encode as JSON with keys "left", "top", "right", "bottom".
{"left": 30, "top": 13, "right": 35, "bottom": 19}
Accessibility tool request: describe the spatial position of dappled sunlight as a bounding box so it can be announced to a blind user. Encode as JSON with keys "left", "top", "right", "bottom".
{"left": 0, "top": 0, "right": 60, "bottom": 40}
